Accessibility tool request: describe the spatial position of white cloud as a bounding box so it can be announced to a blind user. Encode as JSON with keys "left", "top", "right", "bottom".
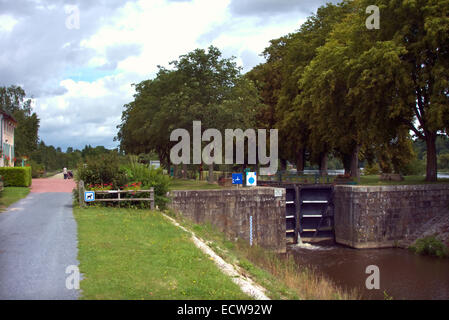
{"left": 0, "top": 15, "right": 19, "bottom": 32}
{"left": 1, "top": 0, "right": 321, "bottom": 150}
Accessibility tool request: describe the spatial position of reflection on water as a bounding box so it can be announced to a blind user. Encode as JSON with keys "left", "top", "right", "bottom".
{"left": 288, "top": 243, "right": 449, "bottom": 300}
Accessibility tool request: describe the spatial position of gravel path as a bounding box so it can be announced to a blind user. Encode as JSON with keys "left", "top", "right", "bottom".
{"left": 0, "top": 182, "right": 80, "bottom": 299}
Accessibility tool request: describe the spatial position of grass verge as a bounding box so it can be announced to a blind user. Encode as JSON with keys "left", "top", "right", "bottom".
{"left": 166, "top": 210, "right": 359, "bottom": 300}
{"left": 73, "top": 206, "right": 250, "bottom": 300}
{"left": 359, "top": 175, "right": 449, "bottom": 185}
{"left": 0, "top": 187, "right": 30, "bottom": 211}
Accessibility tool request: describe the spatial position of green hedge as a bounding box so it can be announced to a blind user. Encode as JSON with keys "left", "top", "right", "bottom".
{"left": 0, "top": 167, "right": 32, "bottom": 187}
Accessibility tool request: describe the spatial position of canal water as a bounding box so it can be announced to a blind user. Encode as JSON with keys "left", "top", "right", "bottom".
{"left": 288, "top": 242, "right": 449, "bottom": 300}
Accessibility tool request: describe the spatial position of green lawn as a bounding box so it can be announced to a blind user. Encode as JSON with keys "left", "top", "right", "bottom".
{"left": 260, "top": 174, "right": 449, "bottom": 186}
{"left": 0, "top": 187, "right": 30, "bottom": 211}
{"left": 74, "top": 206, "right": 250, "bottom": 300}
{"left": 359, "top": 175, "right": 449, "bottom": 186}
{"left": 169, "top": 178, "right": 225, "bottom": 191}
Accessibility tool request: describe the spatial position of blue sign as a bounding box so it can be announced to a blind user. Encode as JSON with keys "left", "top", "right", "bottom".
{"left": 246, "top": 172, "right": 257, "bottom": 187}
{"left": 232, "top": 173, "right": 243, "bottom": 185}
{"left": 84, "top": 191, "right": 95, "bottom": 202}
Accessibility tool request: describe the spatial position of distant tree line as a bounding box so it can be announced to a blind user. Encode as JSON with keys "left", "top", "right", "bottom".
{"left": 1, "top": 85, "right": 115, "bottom": 175}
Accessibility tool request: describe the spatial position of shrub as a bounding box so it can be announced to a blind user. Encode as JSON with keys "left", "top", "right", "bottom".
{"left": 0, "top": 167, "right": 32, "bottom": 187}
{"left": 76, "top": 153, "right": 127, "bottom": 189}
{"left": 30, "top": 160, "right": 45, "bottom": 178}
{"left": 400, "top": 158, "right": 426, "bottom": 176}
{"left": 409, "top": 236, "right": 449, "bottom": 258}
{"left": 126, "top": 159, "right": 171, "bottom": 209}
{"left": 363, "top": 162, "right": 381, "bottom": 175}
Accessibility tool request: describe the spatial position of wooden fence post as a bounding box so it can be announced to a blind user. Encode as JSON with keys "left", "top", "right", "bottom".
{"left": 79, "top": 180, "right": 86, "bottom": 207}
{"left": 150, "top": 188, "right": 155, "bottom": 210}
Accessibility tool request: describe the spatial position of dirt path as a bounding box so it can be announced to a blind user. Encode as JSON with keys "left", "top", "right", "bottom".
{"left": 48, "top": 172, "right": 64, "bottom": 179}
{"left": 31, "top": 175, "right": 76, "bottom": 193}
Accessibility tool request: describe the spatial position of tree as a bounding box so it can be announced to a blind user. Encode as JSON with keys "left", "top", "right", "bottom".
{"left": 249, "top": 2, "right": 352, "bottom": 175}
{"left": 292, "top": 0, "right": 448, "bottom": 180}
{"left": 117, "top": 46, "right": 260, "bottom": 181}
{"left": 0, "top": 85, "right": 40, "bottom": 159}
{"left": 348, "top": 0, "right": 449, "bottom": 181}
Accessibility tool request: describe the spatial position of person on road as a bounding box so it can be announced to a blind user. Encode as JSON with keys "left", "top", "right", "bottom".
{"left": 63, "top": 167, "right": 68, "bottom": 180}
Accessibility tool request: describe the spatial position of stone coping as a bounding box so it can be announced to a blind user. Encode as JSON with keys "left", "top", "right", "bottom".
{"left": 169, "top": 187, "right": 280, "bottom": 193}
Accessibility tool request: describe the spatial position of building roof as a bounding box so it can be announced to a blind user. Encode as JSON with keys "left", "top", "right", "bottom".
{"left": 0, "top": 109, "right": 17, "bottom": 124}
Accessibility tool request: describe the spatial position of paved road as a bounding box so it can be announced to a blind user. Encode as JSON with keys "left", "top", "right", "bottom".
{"left": 0, "top": 178, "right": 79, "bottom": 299}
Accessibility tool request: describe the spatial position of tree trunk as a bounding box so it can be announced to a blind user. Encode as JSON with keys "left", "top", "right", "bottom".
{"left": 342, "top": 153, "right": 351, "bottom": 175}
{"left": 208, "top": 164, "right": 214, "bottom": 183}
{"left": 350, "top": 145, "right": 360, "bottom": 178}
{"left": 280, "top": 158, "right": 287, "bottom": 172}
{"left": 296, "top": 149, "right": 305, "bottom": 173}
{"left": 182, "top": 163, "right": 187, "bottom": 179}
{"left": 425, "top": 132, "right": 438, "bottom": 182}
{"left": 319, "top": 153, "right": 328, "bottom": 177}
{"left": 174, "top": 165, "right": 179, "bottom": 178}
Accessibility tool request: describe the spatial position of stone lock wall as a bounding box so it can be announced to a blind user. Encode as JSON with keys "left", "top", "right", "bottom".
{"left": 333, "top": 184, "right": 449, "bottom": 248}
{"left": 169, "top": 187, "right": 286, "bottom": 253}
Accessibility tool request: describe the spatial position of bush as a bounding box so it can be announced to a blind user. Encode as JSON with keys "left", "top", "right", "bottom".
{"left": 400, "top": 158, "right": 426, "bottom": 176}
{"left": 409, "top": 236, "right": 449, "bottom": 258}
{"left": 126, "top": 159, "right": 171, "bottom": 209}
{"left": 0, "top": 167, "right": 32, "bottom": 187}
{"left": 363, "top": 162, "right": 381, "bottom": 175}
{"left": 76, "top": 153, "right": 127, "bottom": 189}
{"left": 30, "top": 160, "right": 45, "bottom": 178}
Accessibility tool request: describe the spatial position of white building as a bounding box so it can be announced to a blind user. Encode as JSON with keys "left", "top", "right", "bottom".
{"left": 0, "top": 111, "right": 17, "bottom": 167}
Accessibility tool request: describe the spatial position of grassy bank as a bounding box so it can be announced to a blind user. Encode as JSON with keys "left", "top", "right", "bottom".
{"left": 167, "top": 210, "right": 358, "bottom": 300}
{"left": 74, "top": 206, "right": 250, "bottom": 300}
{"left": 359, "top": 175, "right": 449, "bottom": 185}
{"left": 0, "top": 187, "right": 30, "bottom": 211}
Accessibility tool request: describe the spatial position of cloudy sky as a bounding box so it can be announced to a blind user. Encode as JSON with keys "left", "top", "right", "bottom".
{"left": 0, "top": 0, "right": 330, "bottom": 151}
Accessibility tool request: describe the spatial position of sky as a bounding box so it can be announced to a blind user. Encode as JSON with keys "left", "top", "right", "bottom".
{"left": 0, "top": 0, "right": 331, "bottom": 151}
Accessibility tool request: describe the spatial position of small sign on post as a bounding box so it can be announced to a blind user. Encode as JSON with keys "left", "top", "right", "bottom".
{"left": 246, "top": 172, "right": 257, "bottom": 187}
{"left": 84, "top": 191, "right": 95, "bottom": 202}
{"left": 232, "top": 173, "right": 243, "bottom": 185}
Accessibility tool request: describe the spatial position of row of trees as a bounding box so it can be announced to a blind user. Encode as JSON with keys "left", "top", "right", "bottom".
{"left": 29, "top": 143, "right": 114, "bottom": 173}
{"left": 117, "top": 0, "right": 448, "bottom": 181}
{"left": 247, "top": 0, "right": 448, "bottom": 181}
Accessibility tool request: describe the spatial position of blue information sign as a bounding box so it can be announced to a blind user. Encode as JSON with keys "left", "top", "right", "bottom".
{"left": 232, "top": 173, "right": 243, "bottom": 185}
{"left": 84, "top": 191, "right": 95, "bottom": 202}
